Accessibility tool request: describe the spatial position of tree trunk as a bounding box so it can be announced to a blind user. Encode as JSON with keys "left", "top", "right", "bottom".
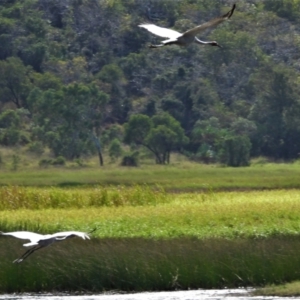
{"left": 97, "top": 149, "right": 104, "bottom": 166}
{"left": 166, "top": 151, "right": 170, "bottom": 164}
{"left": 91, "top": 132, "right": 104, "bottom": 166}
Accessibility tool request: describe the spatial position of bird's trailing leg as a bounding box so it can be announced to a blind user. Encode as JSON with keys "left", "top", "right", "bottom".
{"left": 149, "top": 44, "right": 164, "bottom": 48}
{"left": 13, "top": 245, "right": 43, "bottom": 263}
{"left": 149, "top": 41, "right": 178, "bottom": 48}
{"left": 89, "top": 227, "right": 98, "bottom": 234}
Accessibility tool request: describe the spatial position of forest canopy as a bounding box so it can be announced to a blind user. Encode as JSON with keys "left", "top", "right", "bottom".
{"left": 0, "top": 0, "right": 300, "bottom": 166}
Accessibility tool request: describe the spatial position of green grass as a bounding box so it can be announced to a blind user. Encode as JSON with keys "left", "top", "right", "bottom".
{"left": 2, "top": 237, "right": 300, "bottom": 293}
{"left": 1, "top": 188, "right": 300, "bottom": 239}
{"left": 1, "top": 163, "right": 300, "bottom": 293}
{"left": 1, "top": 162, "right": 300, "bottom": 191}
{"left": 0, "top": 185, "right": 169, "bottom": 210}
{"left": 253, "top": 280, "right": 300, "bottom": 297}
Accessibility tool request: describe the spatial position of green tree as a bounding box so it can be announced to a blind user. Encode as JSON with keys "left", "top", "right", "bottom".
{"left": 124, "top": 113, "right": 188, "bottom": 164}
{"left": 124, "top": 114, "right": 153, "bottom": 146}
{"left": 249, "top": 64, "right": 300, "bottom": 159}
{"left": 191, "top": 117, "right": 229, "bottom": 155}
{"left": 264, "top": 0, "right": 300, "bottom": 21}
{"left": 0, "top": 109, "right": 26, "bottom": 146}
{"left": 108, "top": 138, "right": 122, "bottom": 162}
{"left": 0, "top": 56, "right": 32, "bottom": 108}
{"left": 218, "top": 135, "right": 251, "bottom": 167}
{"left": 97, "top": 63, "right": 129, "bottom": 123}
{"left": 27, "top": 83, "right": 109, "bottom": 162}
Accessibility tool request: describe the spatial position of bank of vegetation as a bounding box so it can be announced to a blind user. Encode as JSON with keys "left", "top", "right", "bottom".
{"left": 2, "top": 0, "right": 300, "bottom": 295}
{"left": 1, "top": 185, "right": 300, "bottom": 292}
{"left": 1, "top": 0, "right": 300, "bottom": 168}
{"left": 1, "top": 159, "right": 300, "bottom": 190}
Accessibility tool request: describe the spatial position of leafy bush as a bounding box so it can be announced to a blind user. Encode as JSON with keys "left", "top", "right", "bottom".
{"left": 218, "top": 135, "right": 251, "bottom": 167}
{"left": 11, "top": 154, "right": 20, "bottom": 171}
{"left": 121, "top": 151, "right": 139, "bottom": 167}
{"left": 108, "top": 138, "right": 123, "bottom": 162}
{"left": 0, "top": 128, "right": 20, "bottom": 146}
{"left": 51, "top": 156, "right": 66, "bottom": 166}
{"left": 28, "top": 141, "right": 44, "bottom": 155}
{"left": 251, "top": 156, "right": 271, "bottom": 166}
{"left": 39, "top": 158, "right": 53, "bottom": 168}
{"left": 39, "top": 156, "right": 66, "bottom": 167}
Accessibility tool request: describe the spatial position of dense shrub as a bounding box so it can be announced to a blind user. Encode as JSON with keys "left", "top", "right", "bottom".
{"left": 218, "top": 135, "right": 251, "bottom": 167}
{"left": 121, "top": 151, "right": 139, "bottom": 167}
{"left": 51, "top": 156, "right": 66, "bottom": 166}
{"left": 28, "top": 141, "right": 44, "bottom": 155}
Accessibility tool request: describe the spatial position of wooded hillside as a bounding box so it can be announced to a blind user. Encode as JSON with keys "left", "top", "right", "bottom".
{"left": 1, "top": 0, "right": 300, "bottom": 166}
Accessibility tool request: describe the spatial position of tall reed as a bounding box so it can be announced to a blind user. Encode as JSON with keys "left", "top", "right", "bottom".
{"left": 0, "top": 185, "right": 169, "bottom": 210}
{"left": 2, "top": 189, "right": 300, "bottom": 239}
{"left": 1, "top": 237, "right": 300, "bottom": 293}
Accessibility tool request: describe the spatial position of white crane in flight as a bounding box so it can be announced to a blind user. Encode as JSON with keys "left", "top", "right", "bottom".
{"left": 0, "top": 230, "right": 92, "bottom": 263}
{"left": 139, "top": 4, "right": 235, "bottom": 48}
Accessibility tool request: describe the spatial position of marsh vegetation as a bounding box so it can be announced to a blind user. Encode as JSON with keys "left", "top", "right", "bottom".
{"left": 1, "top": 177, "right": 300, "bottom": 293}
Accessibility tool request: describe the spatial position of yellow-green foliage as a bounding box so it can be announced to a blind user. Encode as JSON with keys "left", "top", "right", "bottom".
{"left": 1, "top": 188, "right": 300, "bottom": 239}
{"left": 2, "top": 187, "right": 300, "bottom": 292}
{"left": 0, "top": 185, "right": 168, "bottom": 210}
{"left": 254, "top": 280, "right": 300, "bottom": 297}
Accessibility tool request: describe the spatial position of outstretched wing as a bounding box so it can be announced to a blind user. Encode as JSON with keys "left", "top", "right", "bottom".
{"left": 139, "top": 24, "right": 182, "bottom": 39}
{"left": 51, "top": 231, "right": 90, "bottom": 240}
{"left": 0, "top": 231, "right": 45, "bottom": 247}
{"left": 183, "top": 4, "right": 236, "bottom": 37}
{"left": 0, "top": 231, "right": 44, "bottom": 242}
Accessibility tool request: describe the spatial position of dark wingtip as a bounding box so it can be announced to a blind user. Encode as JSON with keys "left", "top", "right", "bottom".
{"left": 229, "top": 4, "right": 236, "bottom": 19}
{"left": 88, "top": 227, "right": 98, "bottom": 234}
{"left": 223, "top": 3, "right": 236, "bottom": 19}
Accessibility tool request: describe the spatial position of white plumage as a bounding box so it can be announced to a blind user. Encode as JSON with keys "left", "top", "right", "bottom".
{"left": 0, "top": 230, "right": 91, "bottom": 263}
{"left": 139, "top": 4, "right": 236, "bottom": 48}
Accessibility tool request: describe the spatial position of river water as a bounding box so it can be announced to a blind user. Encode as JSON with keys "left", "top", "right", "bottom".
{"left": 0, "top": 289, "right": 295, "bottom": 300}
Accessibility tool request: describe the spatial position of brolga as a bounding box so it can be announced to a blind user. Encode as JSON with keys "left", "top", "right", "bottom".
{"left": 0, "top": 230, "right": 91, "bottom": 263}
{"left": 139, "top": 4, "right": 235, "bottom": 49}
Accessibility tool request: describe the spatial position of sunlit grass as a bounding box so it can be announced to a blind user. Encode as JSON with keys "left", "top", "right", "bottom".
{"left": 1, "top": 187, "right": 300, "bottom": 292}
{"left": 1, "top": 189, "right": 300, "bottom": 239}
{"left": 0, "top": 185, "right": 168, "bottom": 210}
{"left": 253, "top": 280, "right": 300, "bottom": 297}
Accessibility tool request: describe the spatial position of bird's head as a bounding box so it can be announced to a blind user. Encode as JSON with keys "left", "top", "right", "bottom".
{"left": 210, "top": 41, "right": 221, "bottom": 48}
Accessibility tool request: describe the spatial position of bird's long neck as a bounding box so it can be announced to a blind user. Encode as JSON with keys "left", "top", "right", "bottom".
{"left": 55, "top": 236, "right": 69, "bottom": 241}
{"left": 194, "top": 37, "right": 214, "bottom": 45}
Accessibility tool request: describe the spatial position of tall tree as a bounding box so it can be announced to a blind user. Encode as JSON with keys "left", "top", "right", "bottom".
{"left": 124, "top": 113, "right": 188, "bottom": 164}
{"left": 0, "top": 57, "right": 32, "bottom": 108}
{"left": 249, "top": 64, "right": 300, "bottom": 159}
{"left": 27, "top": 83, "right": 109, "bottom": 162}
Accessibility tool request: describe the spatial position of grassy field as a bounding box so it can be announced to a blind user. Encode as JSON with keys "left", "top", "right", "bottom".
{"left": 1, "top": 160, "right": 300, "bottom": 293}
{"left": 1, "top": 161, "right": 300, "bottom": 191}
{"left": 1, "top": 188, "right": 300, "bottom": 238}
{"left": 1, "top": 186, "right": 300, "bottom": 293}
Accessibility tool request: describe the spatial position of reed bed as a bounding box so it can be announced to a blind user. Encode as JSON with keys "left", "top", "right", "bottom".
{"left": 1, "top": 237, "right": 300, "bottom": 292}
{"left": 1, "top": 189, "right": 300, "bottom": 238}
{"left": 2, "top": 187, "right": 300, "bottom": 292}
{"left": 0, "top": 185, "right": 169, "bottom": 210}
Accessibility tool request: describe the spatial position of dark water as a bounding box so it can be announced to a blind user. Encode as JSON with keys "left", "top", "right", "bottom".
{"left": 0, "top": 289, "right": 294, "bottom": 300}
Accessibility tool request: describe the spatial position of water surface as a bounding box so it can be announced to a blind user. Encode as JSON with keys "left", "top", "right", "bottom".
{"left": 0, "top": 289, "right": 290, "bottom": 300}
